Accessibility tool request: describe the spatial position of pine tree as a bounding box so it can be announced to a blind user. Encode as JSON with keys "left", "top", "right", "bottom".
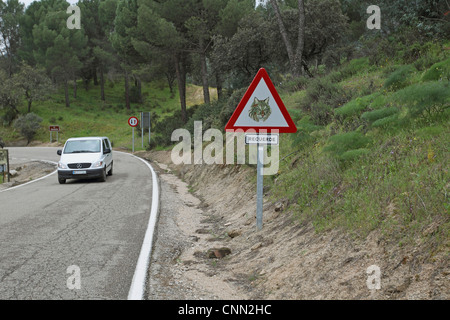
{"left": 0, "top": 0, "right": 24, "bottom": 76}
{"left": 31, "top": 0, "right": 87, "bottom": 107}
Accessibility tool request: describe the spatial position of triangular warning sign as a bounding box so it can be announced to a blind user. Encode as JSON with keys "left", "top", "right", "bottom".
{"left": 225, "top": 68, "right": 297, "bottom": 133}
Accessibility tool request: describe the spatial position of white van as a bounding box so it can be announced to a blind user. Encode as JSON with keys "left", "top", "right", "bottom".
{"left": 57, "top": 137, "right": 113, "bottom": 184}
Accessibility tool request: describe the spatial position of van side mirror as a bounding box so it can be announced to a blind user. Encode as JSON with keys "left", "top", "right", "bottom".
{"left": 57, "top": 150, "right": 62, "bottom": 156}
{"left": 104, "top": 148, "right": 111, "bottom": 154}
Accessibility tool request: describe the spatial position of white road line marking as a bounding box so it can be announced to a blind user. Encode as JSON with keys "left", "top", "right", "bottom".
{"left": 118, "top": 152, "right": 160, "bottom": 300}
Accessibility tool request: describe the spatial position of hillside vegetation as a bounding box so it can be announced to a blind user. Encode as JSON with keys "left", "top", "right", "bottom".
{"left": 0, "top": 80, "right": 214, "bottom": 149}
{"left": 141, "top": 38, "right": 449, "bottom": 253}
{"left": 269, "top": 43, "right": 449, "bottom": 252}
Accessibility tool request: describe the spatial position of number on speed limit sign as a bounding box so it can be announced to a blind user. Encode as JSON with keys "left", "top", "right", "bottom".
{"left": 128, "top": 116, "right": 139, "bottom": 127}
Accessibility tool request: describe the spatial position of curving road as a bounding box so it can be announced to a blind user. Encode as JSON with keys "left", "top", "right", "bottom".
{"left": 0, "top": 147, "right": 157, "bottom": 300}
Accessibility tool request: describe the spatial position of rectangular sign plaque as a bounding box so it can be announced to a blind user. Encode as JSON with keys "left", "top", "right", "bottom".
{"left": 245, "top": 134, "right": 279, "bottom": 145}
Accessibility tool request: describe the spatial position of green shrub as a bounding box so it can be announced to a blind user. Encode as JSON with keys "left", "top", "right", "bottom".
{"left": 281, "top": 76, "right": 308, "bottom": 92}
{"left": 324, "top": 131, "right": 371, "bottom": 161}
{"left": 339, "top": 57, "right": 370, "bottom": 79}
{"left": 421, "top": 58, "right": 450, "bottom": 82}
{"left": 151, "top": 107, "right": 198, "bottom": 147}
{"left": 291, "top": 116, "right": 322, "bottom": 148}
{"left": 361, "top": 107, "right": 399, "bottom": 123}
{"left": 185, "top": 101, "right": 223, "bottom": 134}
{"left": 310, "top": 102, "right": 334, "bottom": 126}
{"left": 371, "top": 114, "right": 399, "bottom": 128}
{"left": 369, "top": 94, "right": 388, "bottom": 110}
{"left": 1, "top": 108, "right": 18, "bottom": 126}
{"left": 13, "top": 113, "right": 43, "bottom": 145}
{"left": 287, "top": 108, "right": 303, "bottom": 124}
{"left": 340, "top": 148, "right": 370, "bottom": 162}
{"left": 215, "top": 88, "right": 247, "bottom": 129}
{"left": 328, "top": 71, "right": 343, "bottom": 83}
{"left": 384, "top": 65, "right": 417, "bottom": 91}
{"left": 413, "top": 41, "right": 447, "bottom": 71}
{"left": 335, "top": 99, "right": 366, "bottom": 119}
{"left": 335, "top": 93, "right": 383, "bottom": 119}
{"left": 300, "top": 76, "right": 348, "bottom": 125}
{"left": 393, "top": 81, "right": 450, "bottom": 120}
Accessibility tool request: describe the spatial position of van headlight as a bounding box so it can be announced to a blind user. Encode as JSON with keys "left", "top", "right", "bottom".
{"left": 58, "top": 162, "right": 68, "bottom": 169}
{"left": 92, "top": 161, "right": 104, "bottom": 168}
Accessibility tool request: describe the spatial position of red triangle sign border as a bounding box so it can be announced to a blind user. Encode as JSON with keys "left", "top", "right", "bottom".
{"left": 225, "top": 68, "right": 297, "bottom": 133}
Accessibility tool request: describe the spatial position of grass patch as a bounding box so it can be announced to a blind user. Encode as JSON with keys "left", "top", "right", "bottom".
{"left": 270, "top": 127, "right": 449, "bottom": 243}
{"left": 1, "top": 79, "right": 213, "bottom": 150}
{"left": 272, "top": 52, "right": 449, "bottom": 251}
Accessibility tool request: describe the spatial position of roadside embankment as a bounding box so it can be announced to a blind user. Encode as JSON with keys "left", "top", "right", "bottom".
{"left": 139, "top": 150, "right": 448, "bottom": 300}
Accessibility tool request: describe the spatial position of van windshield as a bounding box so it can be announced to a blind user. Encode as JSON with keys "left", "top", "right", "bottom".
{"left": 64, "top": 140, "right": 101, "bottom": 154}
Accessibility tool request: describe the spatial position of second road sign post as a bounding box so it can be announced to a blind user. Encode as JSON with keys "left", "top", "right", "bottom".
{"left": 49, "top": 125, "right": 60, "bottom": 143}
{"left": 225, "top": 68, "right": 297, "bottom": 231}
{"left": 140, "top": 112, "right": 151, "bottom": 149}
{"left": 128, "top": 116, "right": 139, "bottom": 152}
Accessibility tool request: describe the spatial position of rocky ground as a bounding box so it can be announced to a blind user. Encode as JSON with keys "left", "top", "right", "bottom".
{"left": 0, "top": 161, "right": 56, "bottom": 192}
{"left": 0, "top": 141, "right": 60, "bottom": 191}
{"left": 141, "top": 150, "right": 449, "bottom": 300}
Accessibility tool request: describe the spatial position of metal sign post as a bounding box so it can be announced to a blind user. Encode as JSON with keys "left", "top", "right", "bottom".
{"left": 247, "top": 134, "right": 278, "bottom": 231}
{"left": 141, "top": 113, "right": 144, "bottom": 149}
{"left": 49, "top": 125, "right": 60, "bottom": 143}
{"left": 256, "top": 143, "right": 264, "bottom": 230}
{"left": 225, "top": 68, "right": 297, "bottom": 231}
{"left": 140, "top": 112, "right": 151, "bottom": 149}
{"left": 0, "top": 149, "right": 10, "bottom": 183}
{"left": 128, "top": 116, "right": 139, "bottom": 153}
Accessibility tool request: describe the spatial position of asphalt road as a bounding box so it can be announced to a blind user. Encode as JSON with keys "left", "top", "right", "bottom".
{"left": 0, "top": 147, "right": 155, "bottom": 300}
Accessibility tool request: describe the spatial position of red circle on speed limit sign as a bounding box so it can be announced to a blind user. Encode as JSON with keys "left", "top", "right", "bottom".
{"left": 128, "top": 116, "right": 139, "bottom": 127}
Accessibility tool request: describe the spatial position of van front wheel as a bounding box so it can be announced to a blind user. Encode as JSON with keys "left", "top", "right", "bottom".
{"left": 99, "top": 168, "right": 107, "bottom": 182}
{"left": 107, "top": 162, "right": 113, "bottom": 176}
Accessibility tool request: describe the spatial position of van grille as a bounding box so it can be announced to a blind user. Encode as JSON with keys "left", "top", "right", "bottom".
{"left": 68, "top": 163, "right": 91, "bottom": 169}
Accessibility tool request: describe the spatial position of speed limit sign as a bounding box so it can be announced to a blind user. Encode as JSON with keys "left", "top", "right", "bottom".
{"left": 128, "top": 116, "right": 139, "bottom": 152}
{"left": 128, "top": 116, "right": 139, "bottom": 127}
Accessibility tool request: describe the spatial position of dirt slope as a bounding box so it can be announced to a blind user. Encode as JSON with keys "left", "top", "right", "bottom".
{"left": 141, "top": 150, "right": 448, "bottom": 300}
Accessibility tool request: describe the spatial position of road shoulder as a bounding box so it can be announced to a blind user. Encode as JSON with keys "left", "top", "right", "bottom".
{"left": 147, "top": 160, "right": 248, "bottom": 300}
{"left": 0, "top": 161, "right": 56, "bottom": 192}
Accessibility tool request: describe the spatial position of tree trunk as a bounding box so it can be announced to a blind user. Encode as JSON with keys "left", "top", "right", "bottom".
{"left": 270, "top": 0, "right": 295, "bottom": 68}
{"left": 124, "top": 70, "right": 130, "bottom": 110}
{"left": 174, "top": 54, "right": 187, "bottom": 124}
{"left": 8, "top": 57, "right": 12, "bottom": 78}
{"left": 93, "top": 67, "right": 99, "bottom": 86}
{"left": 136, "top": 77, "right": 142, "bottom": 103}
{"left": 64, "top": 80, "right": 70, "bottom": 107}
{"left": 25, "top": 91, "right": 32, "bottom": 113}
{"left": 100, "top": 68, "right": 105, "bottom": 101}
{"left": 166, "top": 73, "right": 175, "bottom": 97}
{"left": 294, "top": 0, "right": 306, "bottom": 75}
{"left": 200, "top": 40, "right": 210, "bottom": 105}
{"left": 216, "top": 72, "right": 223, "bottom": 101}
{"left": 73, "top": 78, "right": 77, "bottom": 99}
{"left": 270, "top": 0, "right": 305, "bottom": 77}
{"left": 166, "top": 66, "right": 176, "bottom": 98}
